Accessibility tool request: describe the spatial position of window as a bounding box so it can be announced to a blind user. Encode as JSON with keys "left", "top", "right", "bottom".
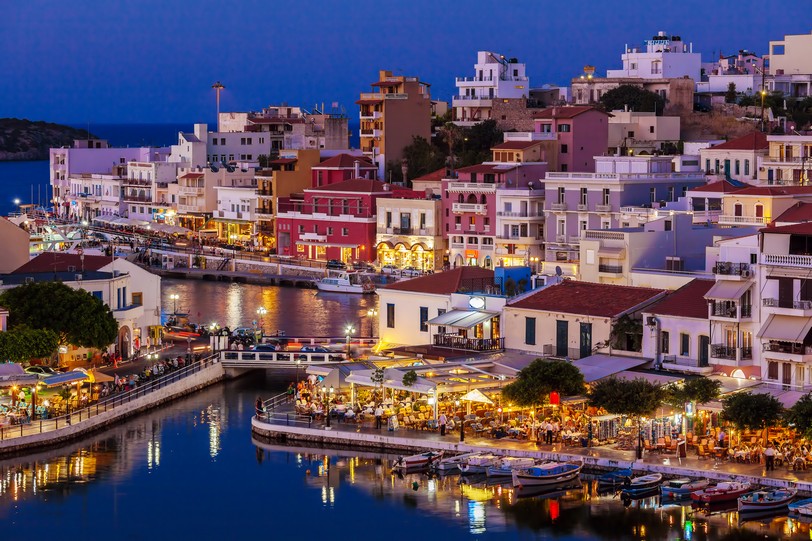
{"left": 680, "top": 333, "right": 689, "bottom": 356}
{"left": 661, "top": 331, "right": 669, "bottom": 354}
{"left": 525, "top": 317, "right": 536, "bottom": 345}
{"left": 557, "top": 124, "right": 571, "bottom": 133}
{"left": 298, "top": 225, "right": 304, "bottom": 233}
{"left": 386, "top": 303, "right": 395, "bottom": 328}
{"left": 668, "top": 186, "right": 674, "bottom": 202}
{"left": 664, "top": 220, "right": 672, "bottom": 231}
{"left": 131, "top": 292, "right": 143, "bottom": 306}
{"left": 602, "top": 188, "right": 610, "bottom": 205}
{"left": 557, "top": 187, "right": 565, "bottom": 204}
{"left": 735, "top": 160, "right": 740, "bottom": 175}
{"left": 561, "top": 144, "right": 568, "bottom": 154}
{"left": 327, "top": 227, "right": 333, "bottom": 235}
{"left": 212, "top": 139, "right": 218, "bottom": 146}
{"left": 580, "top": 188, "right": 587, "bottom": 205}
{"left": 650, "top": 187, "right": 656, "bottom": 203}
{"left": 744, "top": 160, "right": 750, "bottom": 176}
{"left": 750, "top": 253, "right": 758, "bottom": 265}
{"left": 419, "top": 307, "right": 429, "bottom": 332}
{"left": 649, "top": 126, "right": 654, "bottom": 134}
{"left": 540, "top": 123, "right": 552, "bottom": 133}
{"left": 768, "top": 361, "right": 778, "bottom": 380}
{"left": 705, "top": 159, "right": 710, "bottom": 172}
{"left": 341, "top": 228, "right": 349, "bottom": 236}
{"left": 91, "top": 291, "right": 103, "bottom": 301}
{"left": 628, "top": 131, "right": 635, "bottom": 138}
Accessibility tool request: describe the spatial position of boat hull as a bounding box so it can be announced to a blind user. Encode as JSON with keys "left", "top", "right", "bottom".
{"left": 692, "top": 483, "right": 752, "bottom": 503}
{"left": 512, "top": 462, "right": 583, "bottom": 488}
{"left": 738, "top": 489, "right": 797, "bottom": 512}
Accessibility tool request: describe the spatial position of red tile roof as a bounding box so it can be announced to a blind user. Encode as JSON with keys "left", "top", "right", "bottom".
{"left": 509, "top": 280, "right": 665, "bottom": 318}
{"left": 646, "top": 279, "right": 714, "bottom": 319}
{"left": 308, "top": 178, "right": 391, "bottom": 193}
{"left": 355, "top": 98, "right": 383, "bottom": 105}
{"left": 12, "top": 252, "right": 112, "bottom": 274}
{"left": 773, "top": 201, "right": 812, "bottom": 224}
{"left": 383, "top": 267, "right": 494, "bottom": 295}
{"left": 179, "top": 172, "right": 204, "bottom": 179}
{"left": 760, "top": 222, "right": 812, "bottom": 235}
{"left": 731, "top": 186, "right": 812, "bottom": 196}
{"left": 532, "top": 106, "right": 609, "bottom": 120}
{"left": 391, "top": 189, "right": 426, "bottom": 199}
{"left": 412, "top": 167, "right": 448, "bottom": 182}
{"left": 315, "top": 154, "right": 375, "bottom": 169}
{"left": 269, "top": 158, "right": 297, "bottom": 165}
{"left": 690, "top": 179, "right": 751, "bottom": 193}
{"left": 708, "top": 131, "right": 768, "bottom": 151}
{"left": 491, "top": 140, "right": 541, "bottom": 151}
{"left": 455, "top": 163, "right": 517, "bottom": 175}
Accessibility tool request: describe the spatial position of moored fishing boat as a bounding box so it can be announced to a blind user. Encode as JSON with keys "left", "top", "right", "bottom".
{"left": 431, "top": 452, "right": 482, "bottom": 472}
{"left": 511, "top": 460, "right": 583, "bottom": 488}
{"left": 486, "top": 457, "right": 538, "bottom": 477}
{"left": 691, "top": 481, "right": 752, "bottom": 503}
{"left": 738, "top": 488, "right": 797, "bottom": 512}
{"left": 459, "top": 454, "right": 500, "bottom": 474}
{"left": 620, "top": 473, "right": 663, "bottom": 495}
{"left": 661, "top": 478, "right": 710, "bottom": 499}
{"left": 789, "top": 497, "right": 812, "bottom": 515}
{"left": 316, "top": 271, "right": 375, "bottom": 294}
{"left": 392, "top": 451, "right": 443, "bottom": 470}
{"left": 597, "top": 467, "right": 633, "bottom": 486}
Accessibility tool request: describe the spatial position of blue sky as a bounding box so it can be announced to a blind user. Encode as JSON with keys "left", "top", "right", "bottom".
{"left": 1, "top": 0, "right": 809, "bottom": 124}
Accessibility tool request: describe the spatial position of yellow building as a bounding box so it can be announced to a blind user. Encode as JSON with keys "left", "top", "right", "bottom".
{"left": 719, "top": 186, "right": 812, "bottom": 227}
{"left": 759, "top": 135, "right": 812, "bottom": 186}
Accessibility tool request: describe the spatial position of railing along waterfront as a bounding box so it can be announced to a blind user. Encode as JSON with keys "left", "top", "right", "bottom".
{"left": 257, "top": 393, "right": 313, "bottom": 427}
{"left": 0, "top": 355, "right": 220, "bottom": 442}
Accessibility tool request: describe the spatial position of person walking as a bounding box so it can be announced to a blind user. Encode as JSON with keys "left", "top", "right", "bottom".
{"left": 765, "top": 443, "right": 776, "bottom": 471}
{"left": 439, "top": 412, "right": 448, "bottom": 436}
{"left": 374, "top": 404, "right": 384, "bottom": 429}
{"left": 544, "top": 420, "right": 553, "bottom": 445}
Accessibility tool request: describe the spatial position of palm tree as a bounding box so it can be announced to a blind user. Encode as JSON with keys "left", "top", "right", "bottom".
{"left": 438, "top": 122, "right": 463, "bottom": 177}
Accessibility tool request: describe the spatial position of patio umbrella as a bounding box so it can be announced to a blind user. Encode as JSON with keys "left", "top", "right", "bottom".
{"left": 88, "top": 369, "right": 114, "bottom": 383}
{"left": 460, "top": 389, "right": 494, "bottom": 405}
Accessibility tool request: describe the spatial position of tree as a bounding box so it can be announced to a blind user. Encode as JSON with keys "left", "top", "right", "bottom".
{"left": 390, "top": 136, "right": 445, "bottom": 184}
{"left": 588, "top": 377, "right": 664, "bottom": 458}
{"left": 458, "top": 120, "right": 503, "bottom": 167}
{"left": 725, "top": 82, "right": 737, "bottom": 104}
{"left": 371, "top": 367, "right": 385, "bottom": 400}
{"left": 438, "top": 122, "right": 463, "bottom": 174}
{"left": 664, "top": 377, "right": 721, "bottom": 409}
{"left": 0, "top": 282, "right": 118, "bottom": 349}
{"left": 721, "top": 392, "right": 783, "bottom": 433}
{"left": 502, "top": 358, "right": 585, "bottom": 408}
{"left": 599, "top": 85, "right": 666, "bottom": 115}
{"left": 609, "top": 314, "right": 643, "bottom": 352}
{"left": 785, "top": 393, "right": 812, "bottom": 440}
{"left": 402, "top": 369, "right": 417, "bottom": 388}
{"left": 0, "top": 325, "right": 59, "bottom": 363}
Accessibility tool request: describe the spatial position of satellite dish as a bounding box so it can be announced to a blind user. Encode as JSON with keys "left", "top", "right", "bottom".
{"left": 555, "top": 266, "right": 563, "bottom": 277}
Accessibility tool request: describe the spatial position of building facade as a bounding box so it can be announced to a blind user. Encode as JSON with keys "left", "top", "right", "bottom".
{"left": 375, "top": 196, "right": 444, "bottom": 271}
{"left": 452, "top": 51, "right": 530, "bottom": 127}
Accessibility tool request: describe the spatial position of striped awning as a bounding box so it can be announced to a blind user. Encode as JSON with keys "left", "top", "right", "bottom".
{"left": 427, "top": 310, "right": 498, "bottom": 329}
{"left": 704, "top": 281, "right": 750, "bottom": 300}
{"left": 42, "top": 370, "right": 90, "bottom": 388}
{"left": 757, "top": 314, "right": 812, "bottom": 343}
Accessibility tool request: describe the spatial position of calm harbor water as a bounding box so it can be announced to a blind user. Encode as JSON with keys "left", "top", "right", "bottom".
{"left": 0, "top": 280, "right": 808, "bottom": 540}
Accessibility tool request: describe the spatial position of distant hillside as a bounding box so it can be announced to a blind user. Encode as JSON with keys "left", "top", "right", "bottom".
{"left": 0, "top": 118, "right": 96, "bottom": 161}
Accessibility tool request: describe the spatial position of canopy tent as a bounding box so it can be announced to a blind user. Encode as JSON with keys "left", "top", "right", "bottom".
{"left": 345, "top": 367, "right": 437, "bottom": 395}
{"left": 757, "top": 314, "right": 812, "bottom": 343}
{"left": 88, "top": 369, "right": 114, "bottom": 383}
{"left": 459, "top": 388, "right": 494, "bottom": 405}
{"left": 708, "top": 375, "right": 760, "bottom": 395}
{"left": 704, "top": 281, "right": 751, "bottom": 300}
{"left": 91, "top": 215, "right": 121, "bottom": 225}
{"left": 305, "top": 362, "right": 369, "bottom": 390}
{"left": 0, "top": 363, "right": 38, "bottom": 387}
{"left": 572, "top": 354, "right": 648, "bottom": 383}
{"left": 426, "top": 310, "right": 498, "bottom": 329}
{"left": 42, "top": 370, "right": 90, "bottom": 388}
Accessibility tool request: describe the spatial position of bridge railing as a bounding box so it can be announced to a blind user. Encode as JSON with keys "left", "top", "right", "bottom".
{"left": 221, "top": 350, "right": 348, "bottom": 364}
{"left": 0, "top": 354, "right": 221, "bottom": 443}
{"left": 256, "top": 410, "right": 314, "bottom": 428}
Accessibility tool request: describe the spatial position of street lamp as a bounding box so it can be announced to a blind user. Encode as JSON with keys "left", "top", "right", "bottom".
{"left": 345, "top": 324, "right": 356, "bottom": 358}
{"left": 366, "top": 308, "right": 378, "bottom": 338}
{"left": 256, "top": 306, "right": 267, "bottom": 337}
{"left": 323, "top": 384, "right": 334, "bottom": 429}
{"left": 169, "top": 293, "right": 179, "bottom": 315}
{"left": 456, "top": 399, "right": 464, "bottom": 442}
{"left": 12, "top": 198, "right": 21, "bottom": 215}
{"left": 212, "top": 81, "right": 225, "bottom": 122}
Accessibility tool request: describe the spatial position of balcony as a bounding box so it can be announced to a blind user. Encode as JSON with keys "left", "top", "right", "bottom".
{"left": 762, "top": 253, "right": 812, "bottom": 269}
{"left": 496, "top": 234, "right": 542, "bottom": 243}
{"left": 452, "top": 202, "right": 488, "bottom": 214}
{"left": 257, "top": 189, "right": 273, "bottom": 197}
{"left": 718, "top": 214, "right": 768, "bottom": 226}
{"left": 212, "top": 209, "right": 248, "bottom": 221}
{"left": 450, "top": 242, "right": 464, "bottom": 249}
{"left": 496, "top": 210, "right": 545, "bottom": 219}
{"left": 451, "top": 96, "right": 494, "bottom": 108}
{"left": 709, "top": 345, "right": 753, "bottom": 361}
{"left": 713, "top": 262, "right": 752, "bottom": 278}
{"left": 359, "top": 128, "right": 381, "bottom": 138}
{"left": 577, "top": 204, "right": 588, "bottom": 211}
{"left": 123, "top": 194, "right": 152, "bottom": 202}
{"left": 359, "top": 111, "right": 382, "bottom": 120}
{"left": 763, "top": 341, "right": 812, "bottom": 362}
{"left": 122, "top": 178, "right": 152, "bottom": 186}
{"left": 549, "top": 202, "right": 567, "bottom": 212}
{"left": 595, "top": 204, "right": 613, "bottom": 213}
{"left": 692, "top": 210, "right": 722, "bottom": 223}
{"left": 255, "top": 211, "right": 274, "bottom": 221}
{"left": 176, "top": 203, "right": 205, "bottom": 214}
{"left": 598, "top": 264, "right": 623, "bottom": 275}
{"left": 432, "top": 334, "right": 504, "bottom": 352}
{"left": 762, "top": 297, "right": 812, "bottom": 317}
{"left": 710, "top": 303, "right": 752, "bottom": 319}
{"left": 178, "top": 186, "right": 205, "bottom": 196}
{"left": 661, "top": 355, "right": 711, "bottom": 373}
{"left": 446, "top": 182, "right": 496, "bottom": 194}
{"left": 583, "top": 230, "right": 625, "bottom": 240}
{"left": 479, "top": 244, "right": 494, "bottom": 252}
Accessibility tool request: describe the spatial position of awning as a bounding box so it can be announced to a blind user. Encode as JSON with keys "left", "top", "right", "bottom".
{"left": 613, "top": 370, "right": 684, "bottom": 386}
{"left": 345, "top": 367, "right": 436, "bottom": 395}
{"left": 427, "top": 310, "right": 498, "bottom": 329}
{"left": 708, "top": 374, "right": 761, "bottom": 395}
{"left": 571, "top": 354, "right": 648, "bottom": 383}
{"left": 296, "top": 241, "right": 359, "bottom": 248}
{"left": 42, "top": 370, "right": 90, "bottom": 388}
{"left": 460, "top": 388, "right": 494, "bottom": 405}
{"left": 757, "top": 314, "right": 812, "bottom": 343}
{"left": 598, "top": 247, "right": 626, "bottom": 257}
{"left": 704, "top": 281, "right": 751, "bottom": 300}
{"left": 751, "top": 386, "right": 806, "bottom": 408}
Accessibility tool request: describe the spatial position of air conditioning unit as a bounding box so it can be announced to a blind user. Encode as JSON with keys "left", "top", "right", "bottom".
{"left": 646, "top": 316, "right": 657, "bottom": 326}
{"left": 741, "top": 269, "right": 751, "bottom": 278}
{"left": 75, "top": 274, "right": 83, "bottom": 281}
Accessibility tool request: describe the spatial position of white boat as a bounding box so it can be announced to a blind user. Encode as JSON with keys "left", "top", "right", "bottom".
{"left": 392, "top": 451, "right": 443, "bottom": 470}
{"left": 738, "top": 488, "right": 797, "bottom": 512}
{"left": 511, "top": 460, "right": 584, "bottom": 488}
{"left": 460, "top": 454, "right": 500, "bottom": 474}
{"left": 486, "top": 457, "right": 539, "bottom": 477}
{"left": 316, "top": 271, "right": 375, "bottom": 294}
{"left": 620, "top": 473, "right": 663, "bottom": 496}
{"left": 789, "top": 497, "right": 812, "bottom": 515}
{"left": 432, "top": 452, "right": 482, "bottom": 472}
{"left": 661, "top": 478, "right": 710, "bottom": 499}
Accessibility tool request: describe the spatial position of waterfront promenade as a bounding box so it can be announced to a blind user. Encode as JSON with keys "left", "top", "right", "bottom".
{"left": 252, "top": 405, "right": 812, "bottom": 494}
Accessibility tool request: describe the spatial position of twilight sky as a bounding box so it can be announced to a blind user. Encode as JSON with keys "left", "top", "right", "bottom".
{"left": 2, "top": 0, "right": 809, "bottom": 125}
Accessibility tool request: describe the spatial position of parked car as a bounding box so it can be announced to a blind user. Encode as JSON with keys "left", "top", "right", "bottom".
{"left": 402, "top": 266, "right": 422, "bottom": 277}
{"left": 231, "top": 327, "right": 256, "bottom": 337}
{"left": 251, "top": 344, "right": 277, "bottom": 352}
{"left": 326, "top": 259, "right": 347, "bottom": 270}
{"left": 381, "top": 264, "right": 398, "bottom": 274}
{"left": 351, "top": 261, "right": 375, "bottom": 272}
{"left": 24, "top": 366, "right": 57, "bottom": 378}
{"left": 300, "top": 345, "right": 331, "bottom": 353}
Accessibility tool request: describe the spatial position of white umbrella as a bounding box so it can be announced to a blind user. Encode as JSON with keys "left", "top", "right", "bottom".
{"left": 460, "top": 388, "right": 494, "bottom": 405}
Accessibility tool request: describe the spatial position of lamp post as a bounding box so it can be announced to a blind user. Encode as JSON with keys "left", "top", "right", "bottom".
{"left": 169, "top": 293, "right": 179, "bottom": 316}
{"left": 366, "top": 308, "right": 378, "bottom": 338}
{"left": 212, "top": 81, "right": 225, "bottom": 123}
{"left": 457, "top": 399, "right": 465, "bottom": 442}
{"left": 345, "top": 324, "right": 355, "bottom": 358}
{"left": 296, "top": 357, "right": 301, "bottom": 387}
{"left": 256, "top": 306, "right": 267, "bottom": 338}
{"left": 323, "top": 384, "right": 334, "bottom": 429}
{"left": 12, "top": 198, "right": 21, "bottom": 215}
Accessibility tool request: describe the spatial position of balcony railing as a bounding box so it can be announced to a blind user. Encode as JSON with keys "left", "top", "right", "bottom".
{"left": 446, "top": 182, "right": 496, "bottom": 193}
{"left": 598, "top": 264, "right": 623, "bottom": 274}
{"left": 122, "top": 178, "right": 152, "bottom": 186}
{"left": 577, "top": 204, "right": 588, "bottom": 211}
{"left": 496, "top": 211, "right": 544, "bottom": 218}
{"left": 549, "top": 203, "right": 567, "bottom": 211}
{"left": 711, "top": 303, "right": 752, "bottom": 318}
{"left": 762, "top": 254, "right": 812, "bottom": 268}
{"left": 764, "top": 342, "right": 812, "bottom": 355}
{"left": 662, "top": 355, "right": 709, "bottom": 367}
{"left": 123, "top": 195, "right": 152, "bottom": 202}
{"left": 763, "top": 298, "right": 812, "bottom": 310}
{"left": 718, "top": 215, "right": 768, "bottom": 224}
{"left": 584, "top": 230, "right": 625, "bottom": 240}
{"left": 710, "top": 345, "right": 736, "bottom": 360}
{"left": 452, "top": 202, "right": 488, "bottom": 214}
{"left": 432, "top": 334, "right": 504, "bottom": 352}
{"left": 595, "top": 204, "right": 613, "bottom": 213}
{"left": 713, "top": 262, "right": 751, "bottom": 276}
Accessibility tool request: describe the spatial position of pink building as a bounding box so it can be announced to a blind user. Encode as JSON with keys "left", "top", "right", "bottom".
{"left": 532, "top": 106, "right": 609, "bottom": 173}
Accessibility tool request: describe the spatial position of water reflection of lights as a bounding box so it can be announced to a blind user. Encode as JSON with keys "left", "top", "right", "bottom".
{"left": 206, "top": 406, "right": 222, "bottom": 459}
{"left": 321, "top": 486, "right": 335, "bottom": 506}
{"left": 147, "top": 440, "right": 161, "bottom": 470}
{"left": 468, "top": 500, "right": 486, "bottom": 534}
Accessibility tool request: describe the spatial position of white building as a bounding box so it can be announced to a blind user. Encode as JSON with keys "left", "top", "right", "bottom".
{"left": 452, "top": 51, "right": 530, "bottom": 127}
{"left": 606, "top": 31, "right": 701, "bottom": 82}
{"left": 607, "top": 109, "right": 681, "bottom": 155}
{"left": 768, "top": 30, "right": 812, "bottom": 98}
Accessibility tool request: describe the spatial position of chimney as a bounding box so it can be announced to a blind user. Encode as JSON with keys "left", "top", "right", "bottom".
{"left": 353, "top": 160, "right": 360, "bottom": 178}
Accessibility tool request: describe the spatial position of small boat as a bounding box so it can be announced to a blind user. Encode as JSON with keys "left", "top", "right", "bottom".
{"left": 316, "top": 271, "right": 375, "bottom": 294}
{"left": 459, "top": 454, "right": 500, "bottom": 474}
{"left": 691, "top": 481, "right": 752, "bottom": 503}
{"left": 392, "top": 451, "right": 443, "bottom": 470}
{"left": 486, "top": 457, "right": 538, "bottom": 477}
{"left": 661, "top": 478, "right": 711, "bottom": 499}
{"left": 738, "top": 488, "right": 797, "bottom": 512}
{"left": 512, "top": 460, "right": 583, "bottom": 488}
{"left": 597, "top": 467, "right": 633, "bottom": 486}
{"left": 621, "top": 473, "right": 663, "bottom": 495}
{"left": 431, "top": 452, "right": 482, "bottom": 472}
{"left": 789, "top": 497, "right": 812, "bottom": 515}
{"left": 516, "top": 479, "right": 582, "bottom": 499}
